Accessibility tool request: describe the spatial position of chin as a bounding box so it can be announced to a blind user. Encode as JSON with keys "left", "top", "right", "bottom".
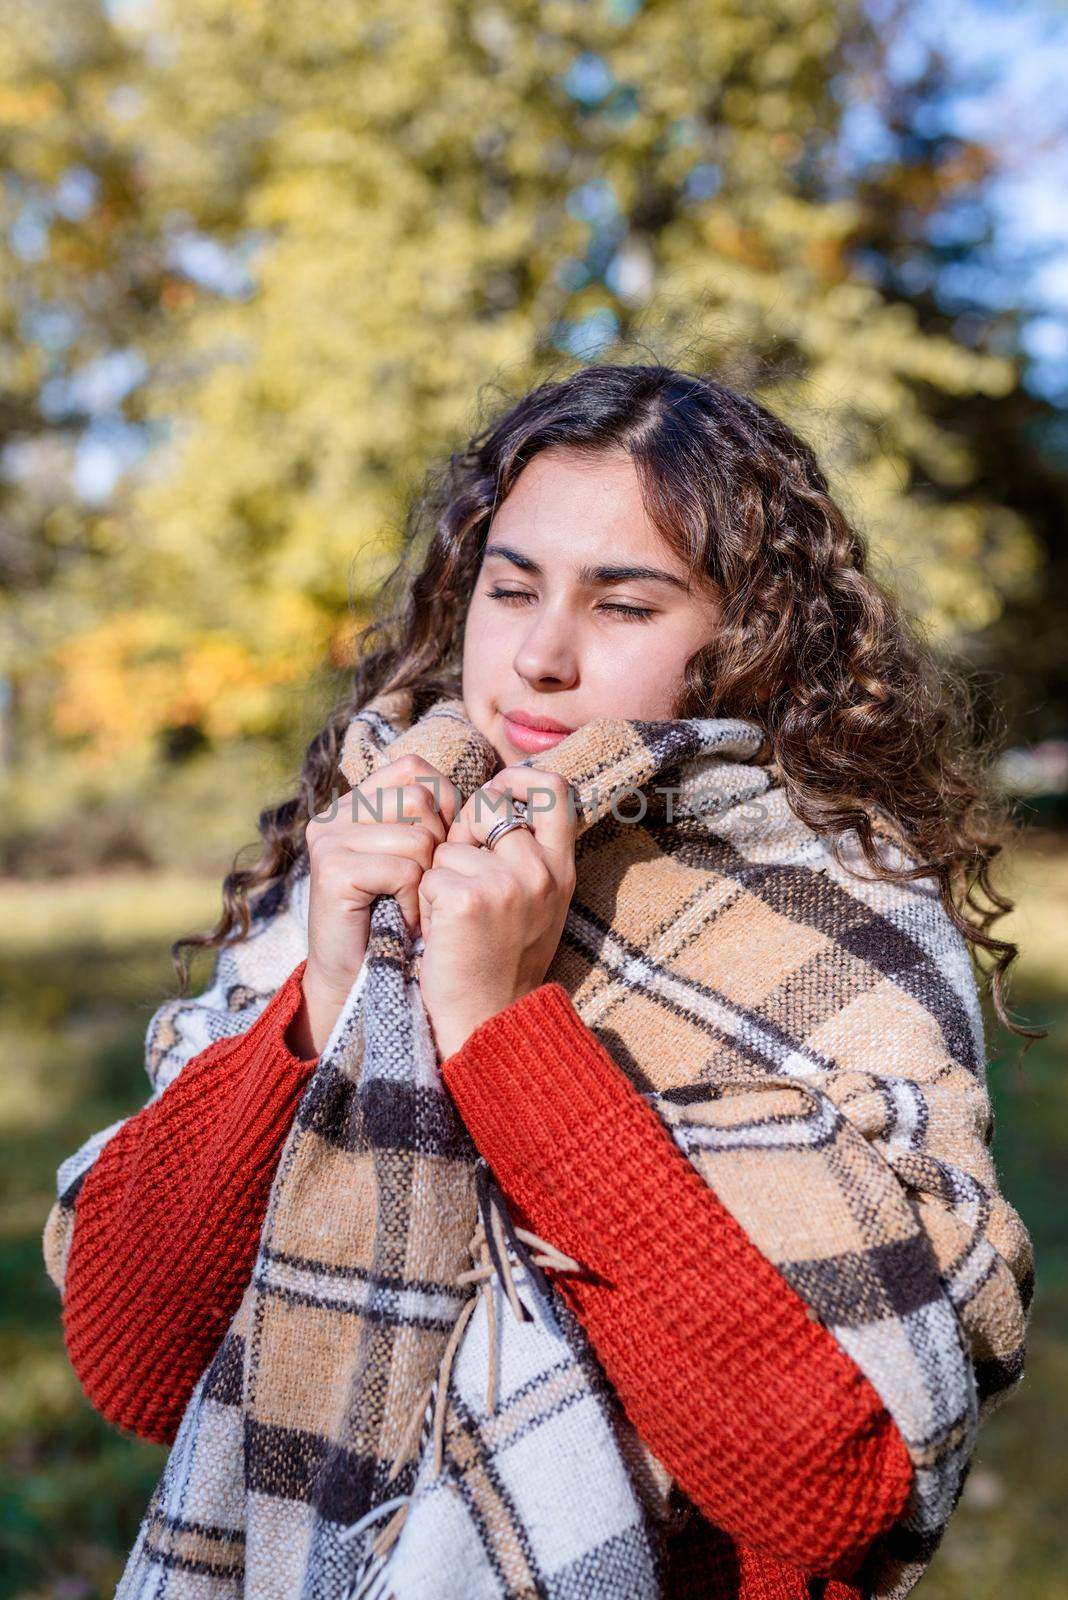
{"left": 466, "top": 711, "right": 506, "bottom": 764}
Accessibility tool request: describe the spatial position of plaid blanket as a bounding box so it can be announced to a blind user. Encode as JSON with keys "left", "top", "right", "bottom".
{"left": 44, "top": 689, "right": 1034, "bottom": 1600}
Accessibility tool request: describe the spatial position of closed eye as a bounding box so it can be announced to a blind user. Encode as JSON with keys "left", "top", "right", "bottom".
{"left": 485, "top": 587, "right": 657, "bottom": 623}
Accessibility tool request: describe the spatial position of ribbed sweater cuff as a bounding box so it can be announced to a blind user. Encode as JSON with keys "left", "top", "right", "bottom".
{"left": 440, "top": 980, "right": 691, "bottom": 1251}
{"left": 442, "top": 981, "right": 638, "bottom": 1138}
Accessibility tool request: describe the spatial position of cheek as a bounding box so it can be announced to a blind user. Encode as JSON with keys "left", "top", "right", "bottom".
{"left": 601, "top": 617, "right": 693, "bottom": 675}
{"left": 623, "top": 615, "right": 714, "bottom": 709}
{"left": 461, "top": 598, "right": 510, "bottom": 702}
{"left": 576, "top": 623, "right": 695, "bottom": 717}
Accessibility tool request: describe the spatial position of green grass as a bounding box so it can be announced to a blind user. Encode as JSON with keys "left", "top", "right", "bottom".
{"left": 0, "top": 874, "right": 220, "bottom": 1600}
{"left": 0, "top": 852, "right": 1065, "bottom": 1598}
{"left": 919, "top": 831, "right": 1068, "bottom": 1598}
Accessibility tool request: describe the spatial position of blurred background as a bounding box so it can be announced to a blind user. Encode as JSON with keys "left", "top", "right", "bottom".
{"left": 1, "top": 0, "right": 1065, "bottom": 1594}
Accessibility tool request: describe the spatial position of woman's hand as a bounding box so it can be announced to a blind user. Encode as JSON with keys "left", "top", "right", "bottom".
{"left": 418, "top": 768, "right": 579, "bottom": 1061}
{"left": 287, "top": 754, "right": 458, "bottom": 1058}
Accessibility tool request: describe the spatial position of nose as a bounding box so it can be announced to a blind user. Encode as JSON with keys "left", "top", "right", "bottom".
{"left": 512, "top": 604, "right": 579, "bottom": 690}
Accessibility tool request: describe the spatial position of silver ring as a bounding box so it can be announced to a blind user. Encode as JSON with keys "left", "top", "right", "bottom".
{"left": 484, "top": 817, "right": 534, "bottom": 851}
{"left": 483, "top": 801, "right": 534, "bottom": 851}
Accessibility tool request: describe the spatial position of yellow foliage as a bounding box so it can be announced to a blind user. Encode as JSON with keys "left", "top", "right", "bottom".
{"left": 1, "top": 0, "right": 1042, "bottom": 823}
{"left": 50, "top": 609, "right": 329, "bottom": 762}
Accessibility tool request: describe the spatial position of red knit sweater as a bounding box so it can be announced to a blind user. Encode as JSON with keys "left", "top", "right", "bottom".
{"left": 61, "top": 958, "right": 913, "bottom": 1598}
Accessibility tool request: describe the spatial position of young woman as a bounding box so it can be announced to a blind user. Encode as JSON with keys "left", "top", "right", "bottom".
{"left": 45, "top": 364, "right": 1035, "bottom": 1600}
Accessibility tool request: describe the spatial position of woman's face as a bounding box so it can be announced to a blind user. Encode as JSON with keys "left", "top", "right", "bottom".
{"left": 462, "top": 446, "right": 720, "bottom": 764}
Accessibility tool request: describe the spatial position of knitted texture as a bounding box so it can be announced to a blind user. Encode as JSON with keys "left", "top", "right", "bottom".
{"left": 42, "top": 687, "right": 1034, "bottom": 1600}
{"left": 52, "top": 965, "right": 905, "bottom": 1598}
{"left": 667, "top": 1514, "right": 878, "bottom": 1600}
{"left": 441, "top": 979, "right": 913, "bottom": 1579}
{"left": 54, "top": 959, "right": 316, "bottom": 1444}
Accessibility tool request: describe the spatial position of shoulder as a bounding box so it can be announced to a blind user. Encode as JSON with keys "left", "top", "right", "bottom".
{"left": 738, "top": 789, "right": 985, "bottom": 1077}
{"left": 145, "top": 865, "right": 310, "bottom": 1093}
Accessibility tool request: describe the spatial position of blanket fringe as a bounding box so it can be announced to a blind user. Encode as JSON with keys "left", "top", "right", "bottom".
{"left": 340, "top": 1157, "right": 582, "bottom": 1596}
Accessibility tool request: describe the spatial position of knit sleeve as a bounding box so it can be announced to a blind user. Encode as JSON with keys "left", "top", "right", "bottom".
{"left": 51, "top": 959, "right": 319, "bottom": 1446}
{"left": 43, "top": 871, "right": 313, "bottom": 1301}
{"left": 439, "top": 982, "right": 915, "bottom": 1583}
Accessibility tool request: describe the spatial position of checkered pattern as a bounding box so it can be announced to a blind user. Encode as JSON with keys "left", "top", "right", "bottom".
{"left": 44, "top": 689, "right": 1033, "bottom": 1600}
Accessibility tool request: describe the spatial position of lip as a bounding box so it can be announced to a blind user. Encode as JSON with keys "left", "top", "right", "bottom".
{"left": 500, "top": 708, "right": 575, "bottom": 753}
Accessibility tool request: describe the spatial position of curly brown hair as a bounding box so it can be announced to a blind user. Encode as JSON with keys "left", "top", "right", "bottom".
{"left": 172, "top": 362, "right": 1040, "bottom": 1044}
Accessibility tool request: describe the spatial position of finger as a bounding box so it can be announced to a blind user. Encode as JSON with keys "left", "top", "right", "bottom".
{"left": 349, "top": 782, "right": 448, "bottom": 843}
{"left": 449, "top": 768, "right": 578, "bottom": 858}
{"left": 320, "top": 848, "right": 425, "bottom": 934}
{"left": 396, "top": 882, "right": 422, "bottom": 938}
{"left": 418, "top": 864, "right": 477, "bottom": 910}
{"left": 374, "top": 861, "right": 423, "bottom": 940}
{"left": 416, "top": 867, "right": 455, "bottom": 939}
{"left": 328, "top": 821, "right": 439, "bottom": 869}
{"left": 428, "top": 839, "right": 513, "bottom": 878}
{"left": 360, "top": 755, "right": 461, "bottom": 831}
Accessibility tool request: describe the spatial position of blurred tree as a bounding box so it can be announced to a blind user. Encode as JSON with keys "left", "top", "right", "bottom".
{"left": 0, "top": 0, "right": 1047, "bottom": 872}
{"left": 0, "top": 2, "right": 161, "bottom": 731}
{"left": 837, "top": 0, "right": 1067, "bottom": 749}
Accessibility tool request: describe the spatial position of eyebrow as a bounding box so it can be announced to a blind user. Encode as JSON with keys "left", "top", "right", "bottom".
{"left": 482, "top": 542, "right": 690, "bottom": 593}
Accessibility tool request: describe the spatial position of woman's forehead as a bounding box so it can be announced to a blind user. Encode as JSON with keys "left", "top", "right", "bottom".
{"left": 489, "top": 450, "right": 685, "bottom": 574}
